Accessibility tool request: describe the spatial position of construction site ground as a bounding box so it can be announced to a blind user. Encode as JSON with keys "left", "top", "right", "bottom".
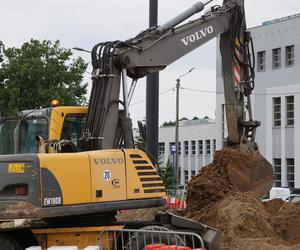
{"left": 117, "top": 148, "right": 300, "bottom": 250}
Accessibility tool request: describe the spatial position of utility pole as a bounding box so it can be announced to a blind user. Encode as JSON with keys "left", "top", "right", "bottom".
{"left": 175, "top": 79, "right": 180, "bottom": 189}
{"left": 146, "top": 0, "right": 159, "bottom": 163}
{"left": 175, "top": 67, "right": 195, "bottom": 188}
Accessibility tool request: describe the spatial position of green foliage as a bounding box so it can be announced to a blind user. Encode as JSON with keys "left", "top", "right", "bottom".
{"left": 192, "top": 116, "right": 199, "bottom": 120}
{"left": 0, "top": 39, "right": 88, "bottom": 116}
{"left": 134, "top": 133, "right": 145, "bottom": 150}
{"left": 0, "top": 41, "right": 4, "bottom": 64}
{"left": 158, "top": 158, "right": 176, "bottom": 190}
{"left": 162, "top": 120, "right": 175, "bottom": 127}
{"left": 134, "top": 121, "right": 146, "bottom": 150}
{"left": 161, "top": 117, "right": 190, "bottom": 127}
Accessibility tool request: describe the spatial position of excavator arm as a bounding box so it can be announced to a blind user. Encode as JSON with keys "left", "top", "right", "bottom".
{"left": 117, "top": 0, "right": 256, "bottom": 146}
{"left": 83, "top": 0, "right": 274, "bottom": 195}
{"left": 84, "top": 0, "right": 246, "bottom": 150}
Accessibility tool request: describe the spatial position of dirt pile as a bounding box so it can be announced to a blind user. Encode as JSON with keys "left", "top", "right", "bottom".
{"left": 186, "top": 147, "right": 273, "bottom": 211}
{"left": 272, "top": 202, "right": 300, "bottom": 245}
{"left": 185, "top": 147, "right": 300, "bottom": 249}
{"left": 116, "top": 147, "right": 300, "bottom": 249}
{"left": 186, "top": 147, "right": 238, "bottom": 210}
{"left": 186, "top": 192, "right": 300, "bottom": 249}
{"left": 116, "top": 206, "right": 169, "bottom": 221}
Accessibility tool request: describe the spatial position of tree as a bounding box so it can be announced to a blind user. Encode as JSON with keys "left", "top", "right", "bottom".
{"left": 158, "top": 158, "right": 176, "bottom": 190}
{"left": 0, "top": 39, "right": 88, "bottom": 116}
{"left": 161, "top": 117, "right": 189, "bottom": 127}
{"left": 0, "top": 41, "right": 4, "bottom": 64}
{"left": 161, "top": 120, "right": 175, "bottom": 127}
{"left": 134, "top": 120, "right": 147, "bottom": 150}
{"left": 0, "top": 42, "right": 5, "bottom": 87}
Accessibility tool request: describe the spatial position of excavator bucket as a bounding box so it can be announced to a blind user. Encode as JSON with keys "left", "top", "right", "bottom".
{"left": 226, "top": 146, "right": 274, "bottom": 197}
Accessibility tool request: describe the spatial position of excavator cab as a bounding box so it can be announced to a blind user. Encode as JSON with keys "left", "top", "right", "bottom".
{"left": 0, "top": 106, "right": 87, "bottom": 155}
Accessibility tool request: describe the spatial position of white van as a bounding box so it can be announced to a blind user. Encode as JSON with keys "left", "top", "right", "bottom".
{"left": 261, "top": 187, "right": 291, "bottom": 201}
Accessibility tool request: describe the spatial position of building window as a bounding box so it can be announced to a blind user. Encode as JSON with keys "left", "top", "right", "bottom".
{"left": 184, "top": 141, "right": 189, "bottom": 155}
{"left": 198, "top": 140, "right": 203, "bottom": 155}
{"left": 191, "top": 170, "right": 196, "bottom": 177}
{"left": 191, "top": 141, "right": 196, "bottom": 155}
{"left": 273, "top": 97, "right": 281, "bottom": 127}
{"left": 158, "top": 142, "right": 165, "bottom": 156}
{"left": 286, "top": 96, "right": 294, "bottom": 126}
{"left": 213, "top": 139, "right": 216, "bottom": 152}
{"left": 286, "top": 158, "right": 295, "bottom": 188}
{"left": 257, "top": 51, "right": 266, "bottom": 71}
{"left": 206, "top": 140, "right": 211, "bottom": 155}
{"left": 272, "top": 48, "right": 281, "bottom": 69}
{"left": 286, "top": 45, "right": 295, "bottom": 67}
{"left": 273, "top": 158, "right": 281, "bottom": 187}
{"left": 184, "top": 170, "right": 189, "bottom": 185}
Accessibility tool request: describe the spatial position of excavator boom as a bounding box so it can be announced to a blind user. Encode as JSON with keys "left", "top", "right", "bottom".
{"left": 83, "top": 0, "right": 274, "bottom": 195}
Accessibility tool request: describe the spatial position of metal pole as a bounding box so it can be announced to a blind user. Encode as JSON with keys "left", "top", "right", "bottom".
{"left": 174, "top": 67, "right": 195, "bottom": 188}
{"left": 122, "top": 68, "right": 129, "bottom": 118}
{"left": 175, "top": 79, "right": 180, "bottom": 188}
{"left": 146, "top": 0, "right": 159, "bottom": 164}
{"left": 172, "top": 153, "right": 175, "bottom": 193}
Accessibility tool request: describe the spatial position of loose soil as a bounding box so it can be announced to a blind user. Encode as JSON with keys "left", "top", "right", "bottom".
{"left": 117, "top": 147, "right": 300, "bottom": 250}
{"left": 186, "top": 147, "right": 300, "bottom": 249}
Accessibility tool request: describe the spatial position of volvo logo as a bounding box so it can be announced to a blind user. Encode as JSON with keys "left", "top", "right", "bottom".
{"left": 181, "top": 26, "right": 214, "bottom": 46}
{"left": 93, "top": 158, "right": 124, "bottom": 165}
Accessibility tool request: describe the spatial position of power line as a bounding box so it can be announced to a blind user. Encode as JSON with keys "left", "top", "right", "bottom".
{"left": 181, "top": 87, "right": 300, "bottom": 96}
{"left": 129, "top": 86, "right": 300, "bottom": 107}
{"left": 130, "top": 88, "right": 174, "bottom": 106}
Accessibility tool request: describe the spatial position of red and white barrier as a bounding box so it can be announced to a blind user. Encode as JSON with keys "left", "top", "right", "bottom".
{"left": 166, "top": 196, "right": 186, "bottom": 209}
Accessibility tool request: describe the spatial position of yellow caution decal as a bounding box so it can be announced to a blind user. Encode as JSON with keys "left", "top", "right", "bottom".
{"left": 8, "top": 163, "right": 25, "bottom": 173}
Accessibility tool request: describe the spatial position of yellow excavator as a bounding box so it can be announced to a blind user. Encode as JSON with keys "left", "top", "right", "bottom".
{"left": 0, "top": 0, "right": 274, "bottom": 249}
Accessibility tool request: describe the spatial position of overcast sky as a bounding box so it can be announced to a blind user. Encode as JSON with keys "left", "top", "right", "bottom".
{"left": 1, "top": 0, "right": 300, "bottom": 126}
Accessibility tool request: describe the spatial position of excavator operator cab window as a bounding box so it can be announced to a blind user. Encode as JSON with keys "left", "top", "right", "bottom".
{"left": 0, "top": 118, "right": 18, "bottom": 155}
{"left": 0, "top": 117, "right": 48, "bottom": 155}
{"left": 20, "top": 118, "right": 48, "bottom": 154}
{"left": 61, "top": 115, "right": 86, "bottom": 147}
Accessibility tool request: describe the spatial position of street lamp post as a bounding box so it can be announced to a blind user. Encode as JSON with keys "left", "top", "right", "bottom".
{"left": 174, "top": 67, "right": 195, "bottom": 190}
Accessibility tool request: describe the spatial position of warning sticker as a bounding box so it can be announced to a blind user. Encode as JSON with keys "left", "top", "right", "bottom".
{"left": 8, "top": 163, "right": 25, "bottom": 173}
{"left": 103, "top": 170, "right": 112, "bottom": 181}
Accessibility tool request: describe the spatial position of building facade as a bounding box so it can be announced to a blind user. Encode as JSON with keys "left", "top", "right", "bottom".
{"left": 158, "top": 119, "right": 216, "bottom": 187}
{"left": 216, "top": 14, "right": 300, "bottom": 188}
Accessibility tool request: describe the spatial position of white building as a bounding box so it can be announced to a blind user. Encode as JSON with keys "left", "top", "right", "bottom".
{"left": 216, "top": 14, "right": 300, "bottom": 188}
{"left": 158, "top": 119, "right": 216, "bottom": 187}
{"left": 157, "top": 13, "right": 300, "bottom": 189}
